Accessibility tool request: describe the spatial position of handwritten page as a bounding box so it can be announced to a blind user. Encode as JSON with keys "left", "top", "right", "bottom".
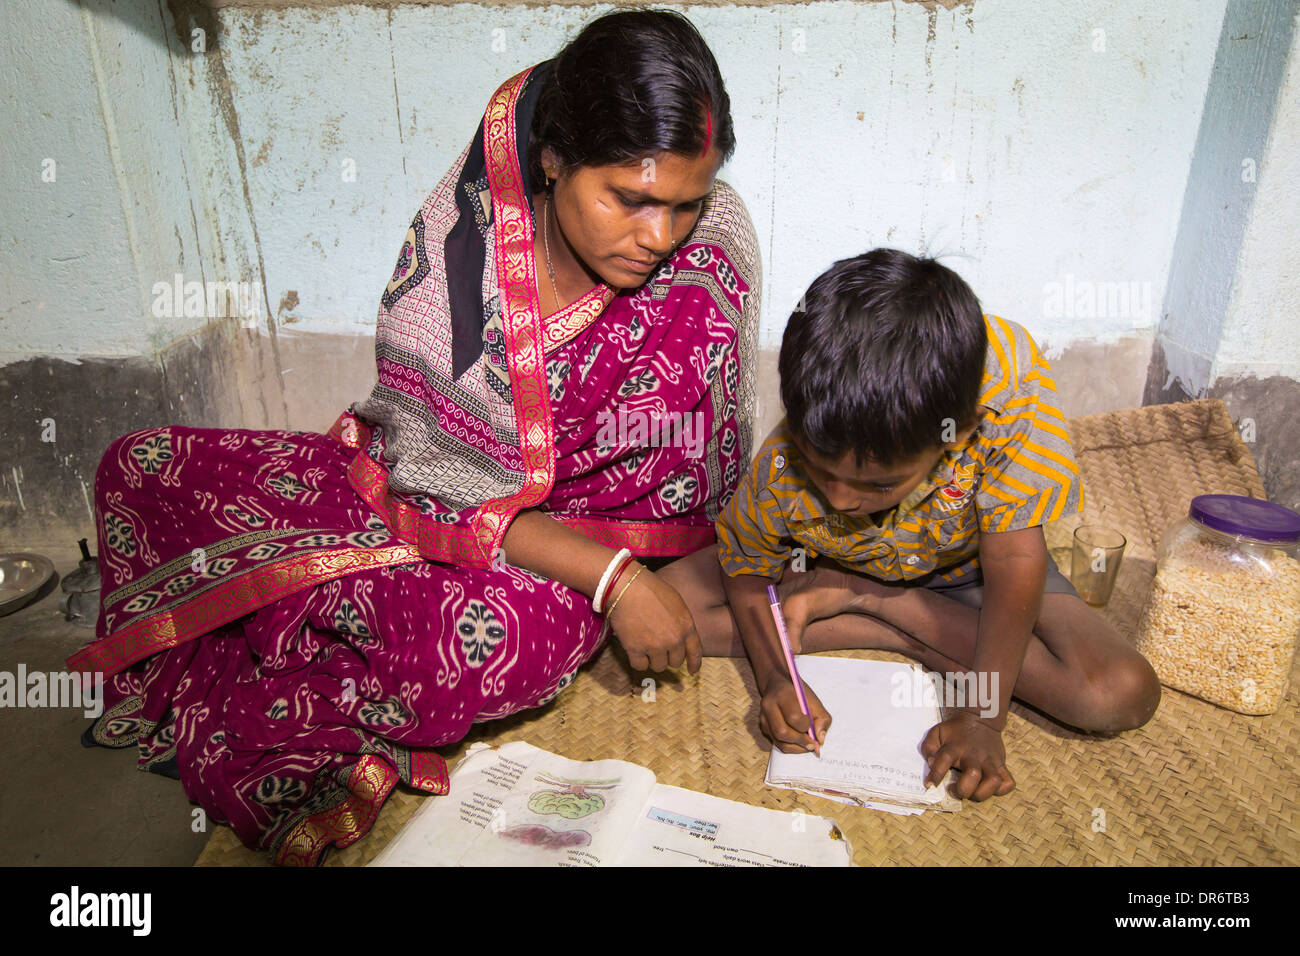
{"left": 766, "top": 656, "right": 958, "bottom": 812}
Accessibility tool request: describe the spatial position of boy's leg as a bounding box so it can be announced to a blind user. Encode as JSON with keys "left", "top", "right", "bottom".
{"left": 802, "top": 585, "right": 1160, "bottom": 733}
{"left": 661, "top": 546, "right": 955, "bottom": 661}
{"left": 659, "top": 546, "right": 1161, "bottom": 734}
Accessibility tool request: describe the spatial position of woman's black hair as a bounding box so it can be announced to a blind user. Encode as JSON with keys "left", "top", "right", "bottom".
{"left": 779, "top": 249, "right": 988, "bottom": 468}
{"left": 528, "top": 8, "right": 735, "bottom": 191}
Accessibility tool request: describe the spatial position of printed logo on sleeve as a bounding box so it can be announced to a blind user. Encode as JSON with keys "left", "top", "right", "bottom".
{"left": 934, "top": 461, "right": 977, "bottom": 513}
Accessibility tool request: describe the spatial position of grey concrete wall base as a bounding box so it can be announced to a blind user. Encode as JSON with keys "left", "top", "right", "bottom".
{"left": 1145, "top": 340, "right": 1294, "bottom": 513}
{"left": 1, "top": 321, "right": 379, "bottom": 543}
{"left": 1144, "top": 339, "right": 1196, "bottom": 407}
{"left": 1208, "top": 376, "right": 1300, "bottom": 514}
{"left": 5, "top": 324, "right": 1287, "bottom": 544}
{"left": 1, "top": 356, "right": 169, "bottom": 548}
{"left": 1045, "top": 333, "right": 1153, "bottom": 420}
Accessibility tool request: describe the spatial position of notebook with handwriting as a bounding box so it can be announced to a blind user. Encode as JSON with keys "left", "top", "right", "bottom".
{"left": 766, "top": 656, "right": 961, "bottom": 813}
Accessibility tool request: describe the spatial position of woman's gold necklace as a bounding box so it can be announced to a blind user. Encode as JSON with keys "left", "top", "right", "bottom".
{"left": 542, "top": 191, "right": 562, "bottom": 313}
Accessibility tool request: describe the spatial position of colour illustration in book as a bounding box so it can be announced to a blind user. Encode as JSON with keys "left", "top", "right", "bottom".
{"left": 371, "top": 742, "right": 853, "bottom": 866}
{"left": 497, "top": 824, "right": 592, "bottom": 850}
{"left": 526, "top": 773, "right": 618, "bottom": 819}
{"left": 497, "top": 773, "right": 619, "bottom": 850}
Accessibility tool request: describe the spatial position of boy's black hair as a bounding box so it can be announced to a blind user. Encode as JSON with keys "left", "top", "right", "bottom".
{"left": 528, "top": 9, "right": 735, "bottom": 192}
{"left": 779, "top": 248, "right": 988, "bottom": 468}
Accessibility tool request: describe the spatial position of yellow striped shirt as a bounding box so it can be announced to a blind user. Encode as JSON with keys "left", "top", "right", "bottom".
{"left": 716, "top": 316, "right": 1082, "bottom": 583}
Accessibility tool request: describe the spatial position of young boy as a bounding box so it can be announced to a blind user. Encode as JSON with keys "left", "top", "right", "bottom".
{"left": 713, "top": 249, "right": 1161, "bottom": 802}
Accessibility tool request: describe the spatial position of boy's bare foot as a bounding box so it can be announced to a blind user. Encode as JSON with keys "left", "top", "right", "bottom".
{"left": 777, "top": 561, "right": 895, "bottom": 637}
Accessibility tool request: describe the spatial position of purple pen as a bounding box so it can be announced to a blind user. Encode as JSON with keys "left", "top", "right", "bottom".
{"left": 766, "top": 584, "right": 821, "bottom": 756}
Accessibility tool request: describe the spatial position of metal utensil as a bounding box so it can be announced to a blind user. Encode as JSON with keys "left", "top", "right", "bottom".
{"left": 0, "top": 550, "right": 57, "bottom": 617}
{"left": 58, "top": 538, "right": 101, "bottom": 628}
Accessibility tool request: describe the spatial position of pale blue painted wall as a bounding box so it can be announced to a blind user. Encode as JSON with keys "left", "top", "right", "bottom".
{"left": 1157, "top": 0, "right": 1300, "bottom": 390}
{"left": 1, "top": 0, "right": 149, "bottom": 358}
{"left": 0, "top": 0, "right": 1264, "bottom": 375}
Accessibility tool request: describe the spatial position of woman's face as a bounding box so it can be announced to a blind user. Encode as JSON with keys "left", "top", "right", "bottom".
{"left": 543, "top": 145, "right": 724, "bottom": 290}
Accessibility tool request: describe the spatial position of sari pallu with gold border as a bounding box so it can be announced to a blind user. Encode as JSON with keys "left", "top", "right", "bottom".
{"left": 67, "top": 61, "right": 761, "bottom": 865}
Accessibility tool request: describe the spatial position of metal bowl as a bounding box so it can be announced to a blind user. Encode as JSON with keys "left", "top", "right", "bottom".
{"left": 0, "top": 551, "right": 57, "bottom": 617}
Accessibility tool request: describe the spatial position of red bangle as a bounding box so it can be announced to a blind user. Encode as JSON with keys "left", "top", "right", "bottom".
{"left": 603, "top": 554, "right": 637, "bottom": 611}
{"left": 605, "top": 566, "right": 645, "bottom": 621}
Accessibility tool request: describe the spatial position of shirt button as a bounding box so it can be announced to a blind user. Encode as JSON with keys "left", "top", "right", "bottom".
{"left": 774, "top": 455, "right": 785, "bottom": 469}
{"left": 906, "top": 555, "right": 920, "bottom": 565}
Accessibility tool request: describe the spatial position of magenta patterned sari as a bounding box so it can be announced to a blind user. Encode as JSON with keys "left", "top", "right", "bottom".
{"left": 68, "top": 61, "right": 761, "bottom": 865}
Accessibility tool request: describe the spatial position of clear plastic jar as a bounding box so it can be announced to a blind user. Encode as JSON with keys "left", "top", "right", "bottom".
{"left": 1135, "top": 494, "right": 1300, "bottom": 715}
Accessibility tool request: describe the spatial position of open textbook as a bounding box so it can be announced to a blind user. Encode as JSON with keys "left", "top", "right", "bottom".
{"left": 371, "top": 740, "right": 852, "bottom": 867}
{"left": 766, "top": 656, "right": 961, "bottom": 813}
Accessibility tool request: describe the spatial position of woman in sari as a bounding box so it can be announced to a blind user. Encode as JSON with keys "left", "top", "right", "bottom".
{"left": 70, "top": 10, "right": 761, "bottom": 865}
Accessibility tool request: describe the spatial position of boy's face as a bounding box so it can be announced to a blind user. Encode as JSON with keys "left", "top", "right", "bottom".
{"left": 791, "top": 423, "right": 977, "bottom": 517}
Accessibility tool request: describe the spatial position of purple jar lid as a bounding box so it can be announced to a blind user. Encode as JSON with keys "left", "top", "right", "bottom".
{"left": 1189, "top": 494, "right": 1300, "bottom": 544}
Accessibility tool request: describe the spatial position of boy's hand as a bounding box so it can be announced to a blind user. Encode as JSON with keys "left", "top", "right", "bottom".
{"left": 759, "top": 672, "right": 832, "bottom": 754}
{"left": 921, "top": 712, "right": 1016, "bottom": 801}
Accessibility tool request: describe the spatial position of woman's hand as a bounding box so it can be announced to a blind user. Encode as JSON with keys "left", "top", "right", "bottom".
{"left": 606, "top": 564, "right": 703, "bottom": 674}
{"left": 496, "top": 511, "right": 701, "bottom": 673}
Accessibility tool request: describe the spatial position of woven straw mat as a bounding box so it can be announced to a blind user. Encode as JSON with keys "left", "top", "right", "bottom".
{"left": 196, "top": 399, "right": 1298, "bottom": 866}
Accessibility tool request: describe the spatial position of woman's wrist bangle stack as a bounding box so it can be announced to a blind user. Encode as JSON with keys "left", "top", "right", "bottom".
{"left": 592, "top": 548, "right": 633, "bottom": 613}
{"left": 604, "top": 566, "right": 644, "bottom": 621}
